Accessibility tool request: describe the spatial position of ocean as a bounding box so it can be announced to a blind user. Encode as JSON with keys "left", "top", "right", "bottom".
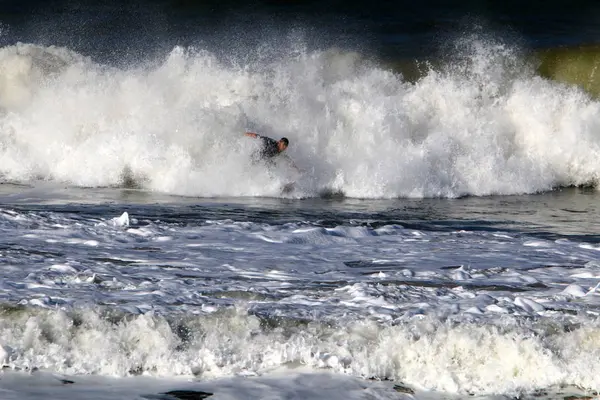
{"left": 1, "top": 1, "right": 600, "bottom": 399}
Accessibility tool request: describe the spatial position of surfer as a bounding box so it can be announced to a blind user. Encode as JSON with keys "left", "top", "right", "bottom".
{"left": 244, "top": 132, "right": 301, "bottom": 193}
{"left": 244, "top": 132, "right": 289, "bottom": 160}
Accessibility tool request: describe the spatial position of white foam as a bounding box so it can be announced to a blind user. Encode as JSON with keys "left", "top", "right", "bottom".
{"left": 1, "top": 39, "right": 600, "bottom": 198}
{"left": 112, "top": 212, "right": 130, "bottom": 227}
{"left": 48, "top": 264, "right": 78, "bottom": 274}
{"left": 0, "top": 344, "right": 13, "bottom": 365}
{"left": 563, "top": 284, "right": 588, "bottom": 297}
{"left": 514, "top": 297, "right": 545, "bottom": 313}
{"left": 1, "top": 309, "right": 599, "bottom": 396}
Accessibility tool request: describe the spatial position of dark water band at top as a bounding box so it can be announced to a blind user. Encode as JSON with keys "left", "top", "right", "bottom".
{"left": 2, "top": 0, "right": 600, "bottom": 64}
{"left": 2, "top": 0, "right": 600, "bottom": 98}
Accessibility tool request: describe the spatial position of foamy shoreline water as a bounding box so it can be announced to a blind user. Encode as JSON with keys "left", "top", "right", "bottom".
{"left": 1, "top": 187, "right": 600, "bottom": 398}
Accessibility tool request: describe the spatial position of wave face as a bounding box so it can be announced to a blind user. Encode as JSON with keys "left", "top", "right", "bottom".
{"left": 1, "top": 37, "right": 600, "bottom": 198}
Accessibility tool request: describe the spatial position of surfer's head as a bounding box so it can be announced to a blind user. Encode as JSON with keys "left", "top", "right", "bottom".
{"left": 278, "top": 137, "right": 289, "bottom": 152}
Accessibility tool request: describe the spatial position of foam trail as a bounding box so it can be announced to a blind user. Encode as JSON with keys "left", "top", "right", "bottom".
{"left": 1, "top": 37, "right": 600, "bottom": 198}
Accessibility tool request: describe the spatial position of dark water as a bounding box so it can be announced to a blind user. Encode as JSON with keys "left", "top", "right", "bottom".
{"left": 2, "top": 0, "right": 600, "bottom": 64}
{"left": 4, "top": 185, "right": 600, "bottom": 240}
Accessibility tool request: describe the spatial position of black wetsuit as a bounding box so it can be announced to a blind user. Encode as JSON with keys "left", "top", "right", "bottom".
{"left": 257, "top": 136, "right": 280, "bottom": 160}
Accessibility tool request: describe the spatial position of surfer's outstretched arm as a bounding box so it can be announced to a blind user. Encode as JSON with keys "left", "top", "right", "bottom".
{"left": 245, "top": 132, "right": 259, "bottom": 138}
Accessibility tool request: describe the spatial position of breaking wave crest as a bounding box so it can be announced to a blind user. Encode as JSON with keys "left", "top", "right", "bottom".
{"left": 0, "top": 306, "right": 598, "bottom": 396}
{"left": 1, "top": 37, "right": 600, "bottom": 198}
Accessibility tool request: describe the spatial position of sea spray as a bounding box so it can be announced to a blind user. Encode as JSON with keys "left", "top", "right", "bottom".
{"left": 1, "top": 38, "right": 600, "bottom": 198}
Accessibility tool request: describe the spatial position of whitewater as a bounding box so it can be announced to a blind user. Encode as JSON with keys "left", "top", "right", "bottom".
{"left": 1, "top": 36, "right": 600, "bottom": 199}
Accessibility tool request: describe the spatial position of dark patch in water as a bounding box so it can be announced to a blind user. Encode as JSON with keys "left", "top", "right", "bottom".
{"left": 118, "top": 166, "right": 147, "bottom": 189}
{"left": 319, "top": 188, "right": 345, "bottom": 200}
{"left": 393, "top": 384, "right": 415, "bottom": 394}
{"left": 439, "top": 265, "right": 464, "bottom": 270}
{"left": 368, "top": 278, "right": 548, "bottom": 292}
{"left": 133, "top": 246, "right": 163, "bottom": 252}
{"left": 0, "top": 244, "right": 64, "bottom": 258}
{"left": 90, "top": 257, "right": 140, "bottom": 265}
{"left": 162, "top": 390, "right": 213, "bottom": 400}
{"left": 214, "top": 290, "right": 273, "bottom": 301}
{"left": 0, "top": 304, "right": 29, "bottom": 315}
{"left": 174, "top": 322, "right": 192, "bottom": 351}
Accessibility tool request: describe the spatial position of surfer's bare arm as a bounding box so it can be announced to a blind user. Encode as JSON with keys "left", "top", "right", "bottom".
{"left": 244, "top": 132, "right": 259, "bottom": 138}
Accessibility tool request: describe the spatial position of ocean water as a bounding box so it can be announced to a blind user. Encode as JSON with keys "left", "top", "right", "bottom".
{"left": 1, "top": 1, "right": 600, "bottom": 399}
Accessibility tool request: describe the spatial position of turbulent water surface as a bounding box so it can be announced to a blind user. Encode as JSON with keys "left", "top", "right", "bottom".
{"left": 1, "top": 1, "right": 600, "bottom": 399}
